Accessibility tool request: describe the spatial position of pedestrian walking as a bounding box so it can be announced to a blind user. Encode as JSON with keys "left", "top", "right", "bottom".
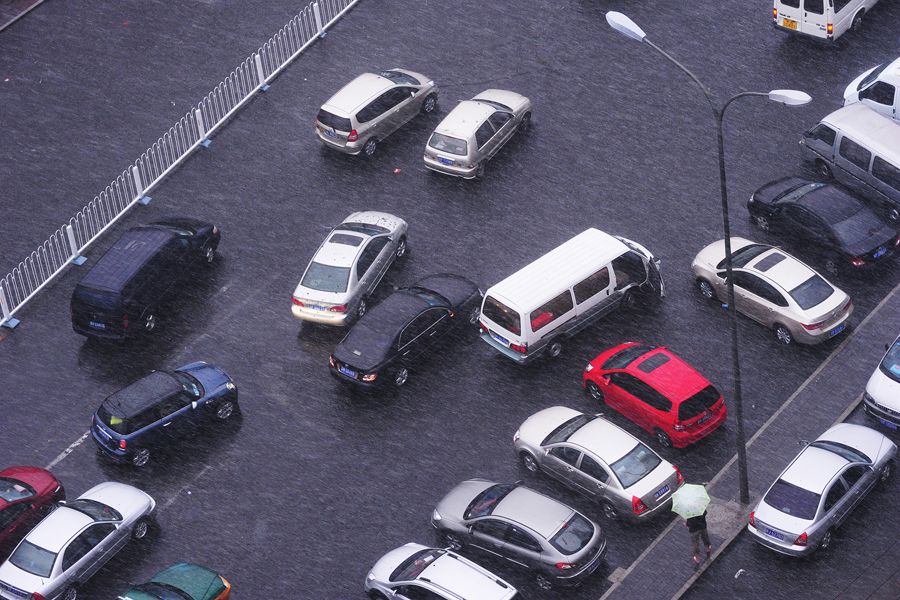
{"left": 684, "top": 510, "right": 712, "bottom": 568}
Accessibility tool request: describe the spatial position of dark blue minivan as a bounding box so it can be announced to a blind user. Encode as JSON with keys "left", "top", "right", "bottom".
{"left": 91, "top": 361, "right": 238, "bottom": 467}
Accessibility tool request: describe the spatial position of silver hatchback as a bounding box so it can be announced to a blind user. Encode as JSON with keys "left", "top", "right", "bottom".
{"left": 316, "top": 68, "right": 437, "bottom": 156}
{"left": 423, "top": 89, "right": 531, "bottom": 179}
{"left": 431, "top": 479, "right": 606, "bottom": 590}
{"left": 292, "top": 211, "right": 408, "bottom": 326}
{"left": 748, "top": 423, "right": 896, "bottom": 556}
{"left": 0, "top": 481, "right": 156, "bottom": 600}
{"left": 514, "top": 406, "right": 684, "bottom": 521}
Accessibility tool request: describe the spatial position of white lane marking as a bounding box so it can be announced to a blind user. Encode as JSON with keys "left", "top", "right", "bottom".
{"left": 45, "top": 431, "right": 90, "bottom": 470}
{"left": 161, "top": 464, "right": 212, "bottom": 510}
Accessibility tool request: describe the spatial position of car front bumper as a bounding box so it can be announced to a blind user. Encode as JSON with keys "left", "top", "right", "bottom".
{"left": 863, "top": 394, "right": 900, "bottom": 428}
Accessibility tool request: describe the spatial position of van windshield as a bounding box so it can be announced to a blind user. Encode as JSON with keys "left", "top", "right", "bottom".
{"left": 859, "top": 63, "right": 888, "bottom": 91}
{"left": 482, "top": 296, "right": 521, "bottom": 335}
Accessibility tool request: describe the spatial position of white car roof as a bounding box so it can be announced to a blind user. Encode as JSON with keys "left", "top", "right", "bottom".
{"left": 434, "top": 101, "right": 496, "bottom": 138}
{"left": 745, "top": 247, "right": 817, "bottom": 292}
{"left": 323, "top": 72, "right": 395, "bottom": 116}
{"left": 421, "top": 552, "right": 514, "bottom": 600}
{"left": 567, "top": 417, "right": 641, "bottom": 465}
{"left": 487, "top": 229, "right": 629, "bottom": 310}
{"left": 780, "top": 446, "right": 847, "bottom": 493}
{"left": 820, "top": 103, "right": 900, "bottom": 165}
{"left": 493, "top": 487, "right": 573, "bottom": 539}
{"left": 313, "top": 231, "right": 366, "bottom": 268}
{"left": 25, "top": 507, "right": 91, "bottom": 553}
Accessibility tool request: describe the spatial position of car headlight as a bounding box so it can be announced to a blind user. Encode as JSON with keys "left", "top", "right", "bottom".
{"left": 226, "top": 382, "right": 236, "bottom": 391}
{"left": 513, "top": 429, "right": 520, "bottom": 443}
{"left": 585, "top": 363, "right": 593, "bottom": 372}
{"left": 367, "top": 572, "right": 375, "bottom": 582}
{"left": 432, "top": 509, "right": 442, "bottom": 522}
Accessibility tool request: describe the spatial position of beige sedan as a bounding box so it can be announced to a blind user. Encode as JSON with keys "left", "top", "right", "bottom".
{"left": 691, "top": 238, "right": 853, "bottom": 345}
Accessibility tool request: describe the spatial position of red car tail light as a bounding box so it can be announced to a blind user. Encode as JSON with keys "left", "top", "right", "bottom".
{"left": 479, "top": 322, "right": 488, "bottom": 333}
{"left": 329, "top": 304, "right": 347, "bottom": 313}
{"left": 292, "top": 297, "right": 304, "bottom": 307}
{"left": 893, "top": 234, "right": 900, "bottom": 247}
{"left": 212, "top": 225, "right": 219, "bottom": 235}
{"left": 849, "top": 257, "right": 866, "bottom": 267}
{"left": 632, "top": 496, "right": 648, "bottom": 515}
{"left": 749, "top": 511, "right": 755, "bottom": 527}
{"left": 673, "top": 465, "right": 685, "bottom": 486}
{"left": 510, "top": 342, "right": 528, "bottom": 354}
{"left": 827, "top": 23, "right": 833, "bottom": 35}
{"left": 122, "top": 313, "right": 129, "bottom": 329}
{"left": 794, "top": 532, "right": 808, "bottom": 546}
{"left": 119, "top": 439, "right": 127, "bottom": 450}
{"left": 328, "top": 355, "right": 336, "bottom": 368}
{"left": 361, "top": 372, "right": 378, "bottom": 382}
{"left": 347, "top": 129, "right": 359, "bottom": 142}
{"left": 555, "top": 562, "right": 574, "bottom": 570}
{"left": 31, "top": 593, "right": 46, "bottom": 600}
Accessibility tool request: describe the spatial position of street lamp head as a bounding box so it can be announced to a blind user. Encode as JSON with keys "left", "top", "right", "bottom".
{"left": 606, "top": 11, "right": 647, "bottom": 43}
{"left": 768, "top": 89, "right": 812, "bottom": 107}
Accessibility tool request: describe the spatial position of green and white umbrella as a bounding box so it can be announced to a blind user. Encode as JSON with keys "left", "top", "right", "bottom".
{"left": 670, "top": 484, "right": 710, "bottom": 519}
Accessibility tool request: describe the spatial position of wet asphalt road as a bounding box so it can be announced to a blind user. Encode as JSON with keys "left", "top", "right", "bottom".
{"left": 1, "top": 0, "right": 900, "bottom": 598}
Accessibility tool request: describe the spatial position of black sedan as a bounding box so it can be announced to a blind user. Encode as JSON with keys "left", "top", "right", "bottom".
{"left": 748, "top": 177, "right": 899, "bottom": 274}
{"left": 329, "top": 274, "right": 482, "bottom": 388}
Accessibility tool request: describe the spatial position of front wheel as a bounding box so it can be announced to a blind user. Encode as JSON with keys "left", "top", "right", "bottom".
{"left": 754, "top": 215, "right": 771, "bottom": 232}
{"left": 697, "top": 279, "right": 715, "bottom": 300}
{"left": 774, "top": 324, "right": 794, "bottom": 346}
{"left": 215, "top": 399, "right": 236, "bottom": 421}
{"left": 655, "top": 429, "right": 673, "bottom": 448}
{"left": 395, "top": 236, "right": 407, "bottom": 259}
{"left": 520, "top": 452, "right": 539, "bottom": 473}
{"left": 394, "top": 367, "right": 409, "bottom": 387}
{"left": 443, "top": 532, "right": 464, "bottom": 551}
{"left": 586, "top": 381, "right": 604, "bottom": 402}
{"left": 468, "top": 309, "right": 480, "bottom": 325}
{"left": 519, "top": 111, "right": 532, "bottom": 133}
{"left": 132, "top": 517, "right": 150, "bottom": 540}
{"left": 204, "top": 245, "right": 216, "bottom": 264}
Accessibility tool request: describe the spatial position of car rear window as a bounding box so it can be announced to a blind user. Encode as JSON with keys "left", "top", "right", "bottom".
{"left": 482, "top": 296, "right": 521, "bottom": 336}
{"left": 73, "top": 285, "right": 121, "bottom": 310}
{"left": 389, "top": 548, "right": 443, "bottom": 582}
{"left": 0, "top": 478, "right": 33, "bottom": 502}
{"left": 718, "top": 244, "right": 770, "bottom": 269}
{"left": 317, "top": 109, "right": 352, "bottom": 132}
{"left": 301, "top": 262, "right": 351, "bottom": 294}
{"left": 97, "top": 404, "right": 132, "bottom": 435}
{"left": 9, "top": 540, "right": 56, "bottom": 578}
{"left": 464, "top": 483, "right": 515, "bottom": 519}
{"left": 678, "top": 385, "right": 721, "bottom": 421}
{"left": 549, "top": 513, "right": 594, "bottom": 555}
{"left": 610, "top": 443, "right": 661, "bottom": 489}
{"left": 788, "top": 274, "right": 834, "bottom": 310}
{"left": 601, "top": 345, "right": 654, "bottom": 370}
{"left": 542, "top": 414, "right": 595, "bottom": 445}
{"left": 428, "top": 133, "right": 468, "bottom": 156}
{"left": 763, "top": 479, "right": 820, "bottom": 520}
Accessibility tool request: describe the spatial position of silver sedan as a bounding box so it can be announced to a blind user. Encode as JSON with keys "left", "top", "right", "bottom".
{"left": 0, "top": 481, "right": 156, "bottom": 600}
{"left": 747, "top": 423, "right": 896, "bottom": 556}
{"left": 514, "top": 406, "right": 683, "bottom": 521}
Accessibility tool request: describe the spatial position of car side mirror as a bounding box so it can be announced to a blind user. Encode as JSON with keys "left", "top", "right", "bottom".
{"left": 798, "top": 439, "right": 809, "bottom": 447}
{"left": 886, "top": 343, "right": 890, "bottom": 352}
{"left": 57, "top": 500, "right": 67, "bottom": 506}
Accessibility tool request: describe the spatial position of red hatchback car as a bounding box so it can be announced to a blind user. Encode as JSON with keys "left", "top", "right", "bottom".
{"left": 582, "top": 343, "right": 727, "bottom": 448}
{"left": 0, "top": 466, "right": 65, "bottom": 555}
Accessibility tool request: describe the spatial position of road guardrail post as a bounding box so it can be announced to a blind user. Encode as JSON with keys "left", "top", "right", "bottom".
{"left": 66, "top": 225, "right": 87, "bottom": 265}
{"left": 254, "top": 54, "right": 270, "bottom": 91}
{"left": 313, "top": 2, "right": 326, "bottom": 38}
{"left": 0, "top": 284, "right": 19, "bottom": 329}
{"left": 194, "top": 108, "right": 211, "bottom": 148}
{"left": 132, "top": 165, "right": 151, "bottom": 205}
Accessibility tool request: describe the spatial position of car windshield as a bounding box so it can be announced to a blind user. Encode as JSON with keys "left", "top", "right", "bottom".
{"left": 9, "top": 540, "right": 56, "bottom": 578}
{"left": 481, "top": 296, "right": 521, "bottom": 336}
{"left": 542, "top": 414, "right": 595, "bottom": 446}
{"left": 601, "top": 345, "right": 654, "bottom": 370}
{"left": 788, "top": 275, "right": 834, "bottom": 310}
{"left": 0, "top": 477, "right": 33, "bottom": 502}
{"left": 548, "top": 513, "right": 594, "bottom": 555}
{"left": 880, "top": 339, "right": 900, "bottom": 384}
{"left": 678, "top": 385, "right": 721, "bottom": 421}
{"left": 389, "top": 548, "right": 443, "bottom": 582}
{"left": 67, "top": 498, "right": 122, "bottom": 521}
{"left": 763, "top": 479, "right": 820, "bottom": 520}
{"left": 610, "top": 443, "right": 661, "bottom": 488}
{"left": 131, "top": 583, "right": 193, "bottom": 600}
{"left": 378, "top": 70, "right": 419, "bottom": 85}
{"left": 859, "top": 63, "right": 888, "bottom": 90}
{"left": 809, "top": 440, "right": 871, "bottom": 464}
{"left": 337, "top": 222, "right": 390, "bottom": 236}
{"left": 171, "top": 371, "right": 204, "bottom": 399}
{"left": 464, "top": 484, "right": 515, "bottom": 519}
{"left": 718, "top": 244, "right": 770, "bottom": 269}
{"left": 301, "top": 262, "right": 351, "bottom": 293}
{"left": 428, "top": 133, "right": 468, "bottom": 156}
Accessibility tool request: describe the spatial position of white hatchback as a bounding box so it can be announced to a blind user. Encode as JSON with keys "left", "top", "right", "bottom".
{"left": 863, "top": 334, "right": 900, "bottom": 429}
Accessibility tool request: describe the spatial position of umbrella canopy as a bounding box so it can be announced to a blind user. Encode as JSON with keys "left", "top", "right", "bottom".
{"left": 671, "top": 484, "right": 710, "bottom": 519}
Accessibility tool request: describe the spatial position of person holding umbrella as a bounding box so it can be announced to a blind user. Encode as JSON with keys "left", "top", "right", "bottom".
{"left": 671, "top": 483, "right": 712, "bottom": 568}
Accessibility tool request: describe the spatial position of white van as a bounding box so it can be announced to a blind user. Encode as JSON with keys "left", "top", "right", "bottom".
{"left": 800, "top": 103, "right": 900, "bottom": 221}
{"left": 478, "top": 229, "right": 664, "bottom": 364}
{"left": 844, "top": 56, "right": 900, "bottom": 121}
{"left": 773, "top": 0, "right": 877, "bottom": 42}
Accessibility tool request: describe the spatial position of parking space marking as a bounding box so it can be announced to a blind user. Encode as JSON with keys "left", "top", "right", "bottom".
{"left": 45, "top": 430, "right": 90, "bottom": 470}
{"left": 161, "top": 464, "right": 212, "bottom": 511}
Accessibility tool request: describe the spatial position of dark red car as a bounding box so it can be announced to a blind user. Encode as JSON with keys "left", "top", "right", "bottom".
{"left": 582, "top": 343, "right": 727, "bottom": 448}
{"left": 0, "top": 466, "right": 65, "bottom": 555}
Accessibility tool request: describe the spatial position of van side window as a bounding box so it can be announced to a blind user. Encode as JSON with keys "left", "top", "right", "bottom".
{"left": 873, "top": 157, "right": 900, "bottom": 190}
{"left": 806, "top": 124, "right": 836, "bottom": 146}
{"left": 475, "top": 121, "right": 496, "bottom": 149}
{"left": 839, "top": 137, "right": 872, "bottom": 171}
{"left": 860, "top": 82, "right": 897, "bottom": 107}
{"left": 573, "top": 267, "right": 610, "bottom": 303}
{"left": 832, "top": 0, "right": 851, "bottom": 12}
{"left": 529, "top": 291, "right": 573, "bottom": 332}
{"left": 803, "top": 0, "right": 823, "bottom": 14}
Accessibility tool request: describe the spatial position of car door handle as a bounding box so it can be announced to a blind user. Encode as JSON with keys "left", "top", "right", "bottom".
{"left": 565, "top": 467, "right": 574, "bottom": 472}
{"left": 163, "top": 422, "right": 173, "bottom": 427}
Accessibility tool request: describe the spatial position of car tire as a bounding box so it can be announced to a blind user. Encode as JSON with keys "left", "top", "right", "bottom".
{"left": 475, "top": 163, "right": 486, "bottom": 179}
{"left": 851, "top": 10, "right": 864, "bottom": 31}
{"left": 519, "top": 111, "right": 532, "bottom": 133}
{"left": 143, "top": 313, "right": 156, "bottom": 333}
{"left": 887, "top": 207, "right": 900, "bottom": 223}
{"left": 356, "top": 297, "right": 368, "bottom": 321}
{"left": 535, "top": 574, "right": 553, "bottom": 591}
{"left": 520, "top": 452, "right": 540, "bottom": 473}
{"left": 204, "top": 245, "right": 216, "bottom": 264}
{"left": 422, "top": 94, "right": 437, "bottom": 114}
{"left": 601, "top": 501, "right": 620, "bottom": 521}
{"left": 132, "top": 448, "right": 151, "bottom": 468}
{"left": 548, "top": 341, "right": 563, "bottom": 358}
{"left": 654, "top": 429, "right": 673, "bottom": 448}
{"left": 215, "top": 399, "right": 236, "bottom": 421}
{"left": 621, "top": 290, "right": 637, "bottom": 309}
{"left": 132, "top": 517, "right": 150, "bottom": 540}
{"left": 443, "top": 532, "right": 464, "bottom": 551}
{"left": 394, "top": 367, "right": 409, "bottom": 387}
{"left": 815, "top": 159, "right": 833, "bottom": 179}
{"left": 774, "top": 324, "right": 794, "bottom": 346}
{"left": 753, "top": 215, "right": 771, "bottom": 232}
{"left": 697, "top": 279, "right": 715, "bottom": 300}
{"left": 819, "top": 529, "right": 833, "bottom": 551}
{"left": 586, "top": 381, "right": 605, "bottom": 403}
{"left": 363, "top": 138, "right": 378, "bottom": 157}
{"left": 367, "top": 592, "right": 389, "bottom": 600}
{"left": 824, "top": 256, "right": 840, "bottom": 276}
{"left": 468, "top": 309, "right": 480, "bottom": 325}
{"left": 62, "top": 586, "right": 77, "bottom": 600}
{"left": 395, "top": 236, "right": 408, "bottom": 259}
{"left": 879, "top": 461, "right": 893, "bottom": 484}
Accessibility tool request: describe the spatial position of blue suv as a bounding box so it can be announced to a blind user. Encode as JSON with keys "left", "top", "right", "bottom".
{"left": 91, "top": 361, "right": 238, "bottom": 467}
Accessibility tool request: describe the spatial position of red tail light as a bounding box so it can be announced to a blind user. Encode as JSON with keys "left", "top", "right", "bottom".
{"left": 212, "top": 226, "right": 219, "bottom": 235}
{"left": 291, "top": 297, "right": 304, "bottom": 307}
{"left": 329, "top": 355, "right": 336, "bottom": 368}
{"left": 801, "top": 320, "right": 827, "bottom": 331}
{"left": 479, "top": 322, "right": 488, "bottom": 333}
{"left": 849, "top": 257, "right": 866, "bottom": 267}
{"left": 673, "top": 465, "right": 685, "bottom": 486}
{"left": 31, "top": 593, "right": 46, "bottom": 600}
{"left": 122, "top": 314, "right": 129, "bottom": 329}
{"left": 893, "top": 234, "right": 900, "bottom": 247}
{"left": 827, "top": 23, "right": 833, "bottom": 35}
{"left": 555, "top": 562, "right": 574, "bottom": 570}
{"left": 632, "top": 496, "right": 648, "bottom": 515}
{"left": 347, "top": 129, "right": 359, "bottom": 142}
{"left": 509, "top": 342, "right": 528, "bottom": 354}
{"left": 794, "top": 532, "right": 808, "bottom": 546}
{"left": 749, "top": 511, "right": 756, "bottom": 527}
{"left": 329, "top": 304, "right": 347, "bottom": 313}
{"left": 773, "top": 6, "right": 777, "bottom": 20}
{"left": 119, "top": 439, "right": 127, "bottom": 450}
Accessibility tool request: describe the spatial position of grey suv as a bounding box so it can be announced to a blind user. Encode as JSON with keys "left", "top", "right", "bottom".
{"left": 316, "top": 68, "right": 437, "bottom": 156}
{"left": 431, "top": 479, "right": 607, "bottom": 590}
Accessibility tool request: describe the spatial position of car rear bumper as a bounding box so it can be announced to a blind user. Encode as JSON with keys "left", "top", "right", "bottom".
{"left": 72, "top": 320, "right": 128, "bottom": 339}
{"left": 292, "top": 304, "right": 350, "bottom": 325}
{"left": 670, "top": 407, "right": 728, "bottom": 448}
{"left": 423, "top": 155, "right": 478, "bottom": 179}
{"left": 772, "top": 22, "right": 834, "bottom": 42}
{"left": 316, "top": 129, "right": 363, "bottom": 155}
{"left": 747, "top": 524, "right": 811, "bottom": 556}
{"left": 91, "top": 428, "right": 131, "bottom": 463}
{"left": 792, "top": 309, "right": 852, "bottom": 345}
{"left": 479, "top": 332, "right": 537, "bottom": 364}
{"left": 553, "top": 538, "right": 607, "bottom": 586}
{"left": 329, "top": 365, "right": 380, "bottom": 388}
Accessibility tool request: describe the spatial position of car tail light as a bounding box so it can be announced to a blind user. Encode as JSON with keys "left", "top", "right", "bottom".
{"left": 632, "top": 496, "right": 648, "bottom": 515}
{"left": 773, "top": 6, "right": 777, "bottom": 20}
{"left": 329, "top": 304, "right": 347, "bottom": 313}
{"left": 122, "top": 313, "right": 129, "bottom": 329}
{"left": 510, "top": 342, "right": 528, "bottom": 354}
{"left": 347, "top": 129, "right": 359, "bottom": 142}
{"left": 291, "top": 297, "right": 304, "bottom": 307}
{"left": 329, "top": 355, "right": 336, "bottom": 368}
{"left": 673, "top": 422, "right": 685, "bottom": 431}
{"left": 801, "top": 320, "right": 827, "bottom": 331}
{"left": 555, "top": 562, "right": 575, "bottom": 570}
{"left": 479, "top": 322, "right": 488, "bottom": 333}
{"left": 749, "top": 511, "right": 755, "bottom": 527}
{"left": 31, "top": 593, "right": 46, "bottom": 600}
{"left": 673, "top": 465, "right": 685, "bottom": 486}
{"left": 893, "top": 234, "right": 900, "bottom": 247}
{"left": 212, "top": 226, "right": 219, "bottom": 235}
{"left": 827, "top": 23, "right": 833, "bottom": 35}
{"left": 119, "top": 439, "right": 127, "bottom": 450}
{"left": 361, "top": 372, "right": 378, "bottom": 382}
{"left": 850, "top": 257, "right": 866, "bottom": 267}
{"left": 794, "top": 532, "right": 808, "bottom": 546}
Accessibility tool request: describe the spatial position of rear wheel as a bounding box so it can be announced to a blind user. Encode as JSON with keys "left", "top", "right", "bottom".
{"left": 356, "top": 297, "right": 368, "bottom": 321}
{"left": 548, "top": 341, "right": 563, "bottom": 358}
{"left": 535, "top": 574, "right": 553, "bottom": 591}
{"left": 367, "top": 591, "right": 389, "bottom": 600}
{"left": 816, "top": 159, "right": 833, "bottom": 179}
{"left": 697, "top": 279, "right": 715, "bottom": 300}
{"left": 394, "top": 367, "right": 409, "bottom": 387}
{"left": 132, "top": 517, "right": 150, "bottom": 540}
{"left": 887, "top": 207, "right": 899, "bottom": 223}
{"left": 879, "top": 461, "right": 893, "bottom": 484}
{"left": 819, "top": 529, "right": 833, "bottom": 551}
{"left": 655, "top": 429, "right": 672, "bottom": 448}
{"left": 601, "top": 501, "right": 620, "bottom": 521}
{"left": 774, "top": 324, "right": 794, "bottom": 346}
{"left": 63, "top": 586, "right": 77, "bottom": 600}
{"left": 132, "top": 448, "right": 151, "bottom": 468}
{"left": 143, "top": 313, "right": 156, "bottom": 332}
{"left": 363, "top": 138, "right": 378, "bottom": 157}
{"left": 520, "top": 452, "right": 539, "bottom": 473}
{"left": 586, "top": 381, "right": 604, "bottom": 402}
{"left": 621, "top": 290, "right": 637, "bottom": 309}
{"left": 823, "top": 256, "right": 840, "bottom": 276}
{"left": 851, "top": 10, "right": 864, "bottom": 31}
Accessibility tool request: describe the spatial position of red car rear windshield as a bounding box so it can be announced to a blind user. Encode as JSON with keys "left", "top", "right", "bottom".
{"left": 678, "top": 385, "right": 721, "bottom": 421}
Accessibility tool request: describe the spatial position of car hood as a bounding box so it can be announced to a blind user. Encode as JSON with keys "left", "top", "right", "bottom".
{"left": 435, "top": 479, "right": 496, "bottom": 522}
{"left": 0, "top": 560, "right": 47, "bottom": 595}
{"left": 750, "top": 177, "right": 810, "bottom": 205}
{"left": 866, "top": 365, "right": 900, "bottom": 409}
{"left": 80, "top": 482, "right": 155, "bottom": 519}
{"left": 753, "top": 498, "right": 811, "bottom": 537}
{"left": 472, "top": 89, "right": 530, "bottom": 112}
{"left": 843, "top": 66, "right": 877, "bottom": 104}
{"left": 517, "top": 406, "right": 581, "bottom": 446}
{"left": 178, "top": 362, "right": 234, "bottom": 396}
{"left": 369, "top": 543, "right": 428, "bottom": 582}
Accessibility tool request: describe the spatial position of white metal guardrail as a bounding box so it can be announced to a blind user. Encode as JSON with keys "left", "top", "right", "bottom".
{"left": 0, "top": 0, "right": 361, "bottom": 329}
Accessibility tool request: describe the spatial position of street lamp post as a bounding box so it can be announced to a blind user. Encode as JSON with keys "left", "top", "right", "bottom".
{"left": 606, "top": 11, "right": 811, "bottom": 505}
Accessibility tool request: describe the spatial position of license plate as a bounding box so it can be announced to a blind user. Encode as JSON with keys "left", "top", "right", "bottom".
{"left": 323, "top": 129, "right": 337, "bottom": 139}
{"left": 873, "top": 246, "right": 887, "bottom": 259}
{"left": 309, "top": 304, "right": 328, "bottom": 312}
{"left": 782, "top": 18, "right": 797, "bottom": 30}
{"left": 654, "top": 484, "right": 670, "bottom": 499}
{"left": 829, "top": 323, "right": 846, "bottom": 337}
{"left": 764, "top": 528, "right": 784, "bottom": 541}
{"left": 878, "top": 417, "right": 898, "bottom": 430}
{"left": 438, "top": 157, "right": 455, "bottom": 166}
{"left": 338, "top": 365, "right": 357, "bottom": 378}
{"left": 697, "top": 412, "right": 712, "bottom": 425}
{"left": 89, "top": 321, "right": 106, "bottom": 330}
{"left": 490, "top": 331, "right": 509, "bottom": 346}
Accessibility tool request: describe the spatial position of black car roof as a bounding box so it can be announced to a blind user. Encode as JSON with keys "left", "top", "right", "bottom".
{"left": 77, "top": 227, "right": 176, "bottom": 293}
{"left": 797, "top": 185, "right": 862, "bottom": 224}
{"left": 102, "top": 371, "right": 180, "bottom": 418}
